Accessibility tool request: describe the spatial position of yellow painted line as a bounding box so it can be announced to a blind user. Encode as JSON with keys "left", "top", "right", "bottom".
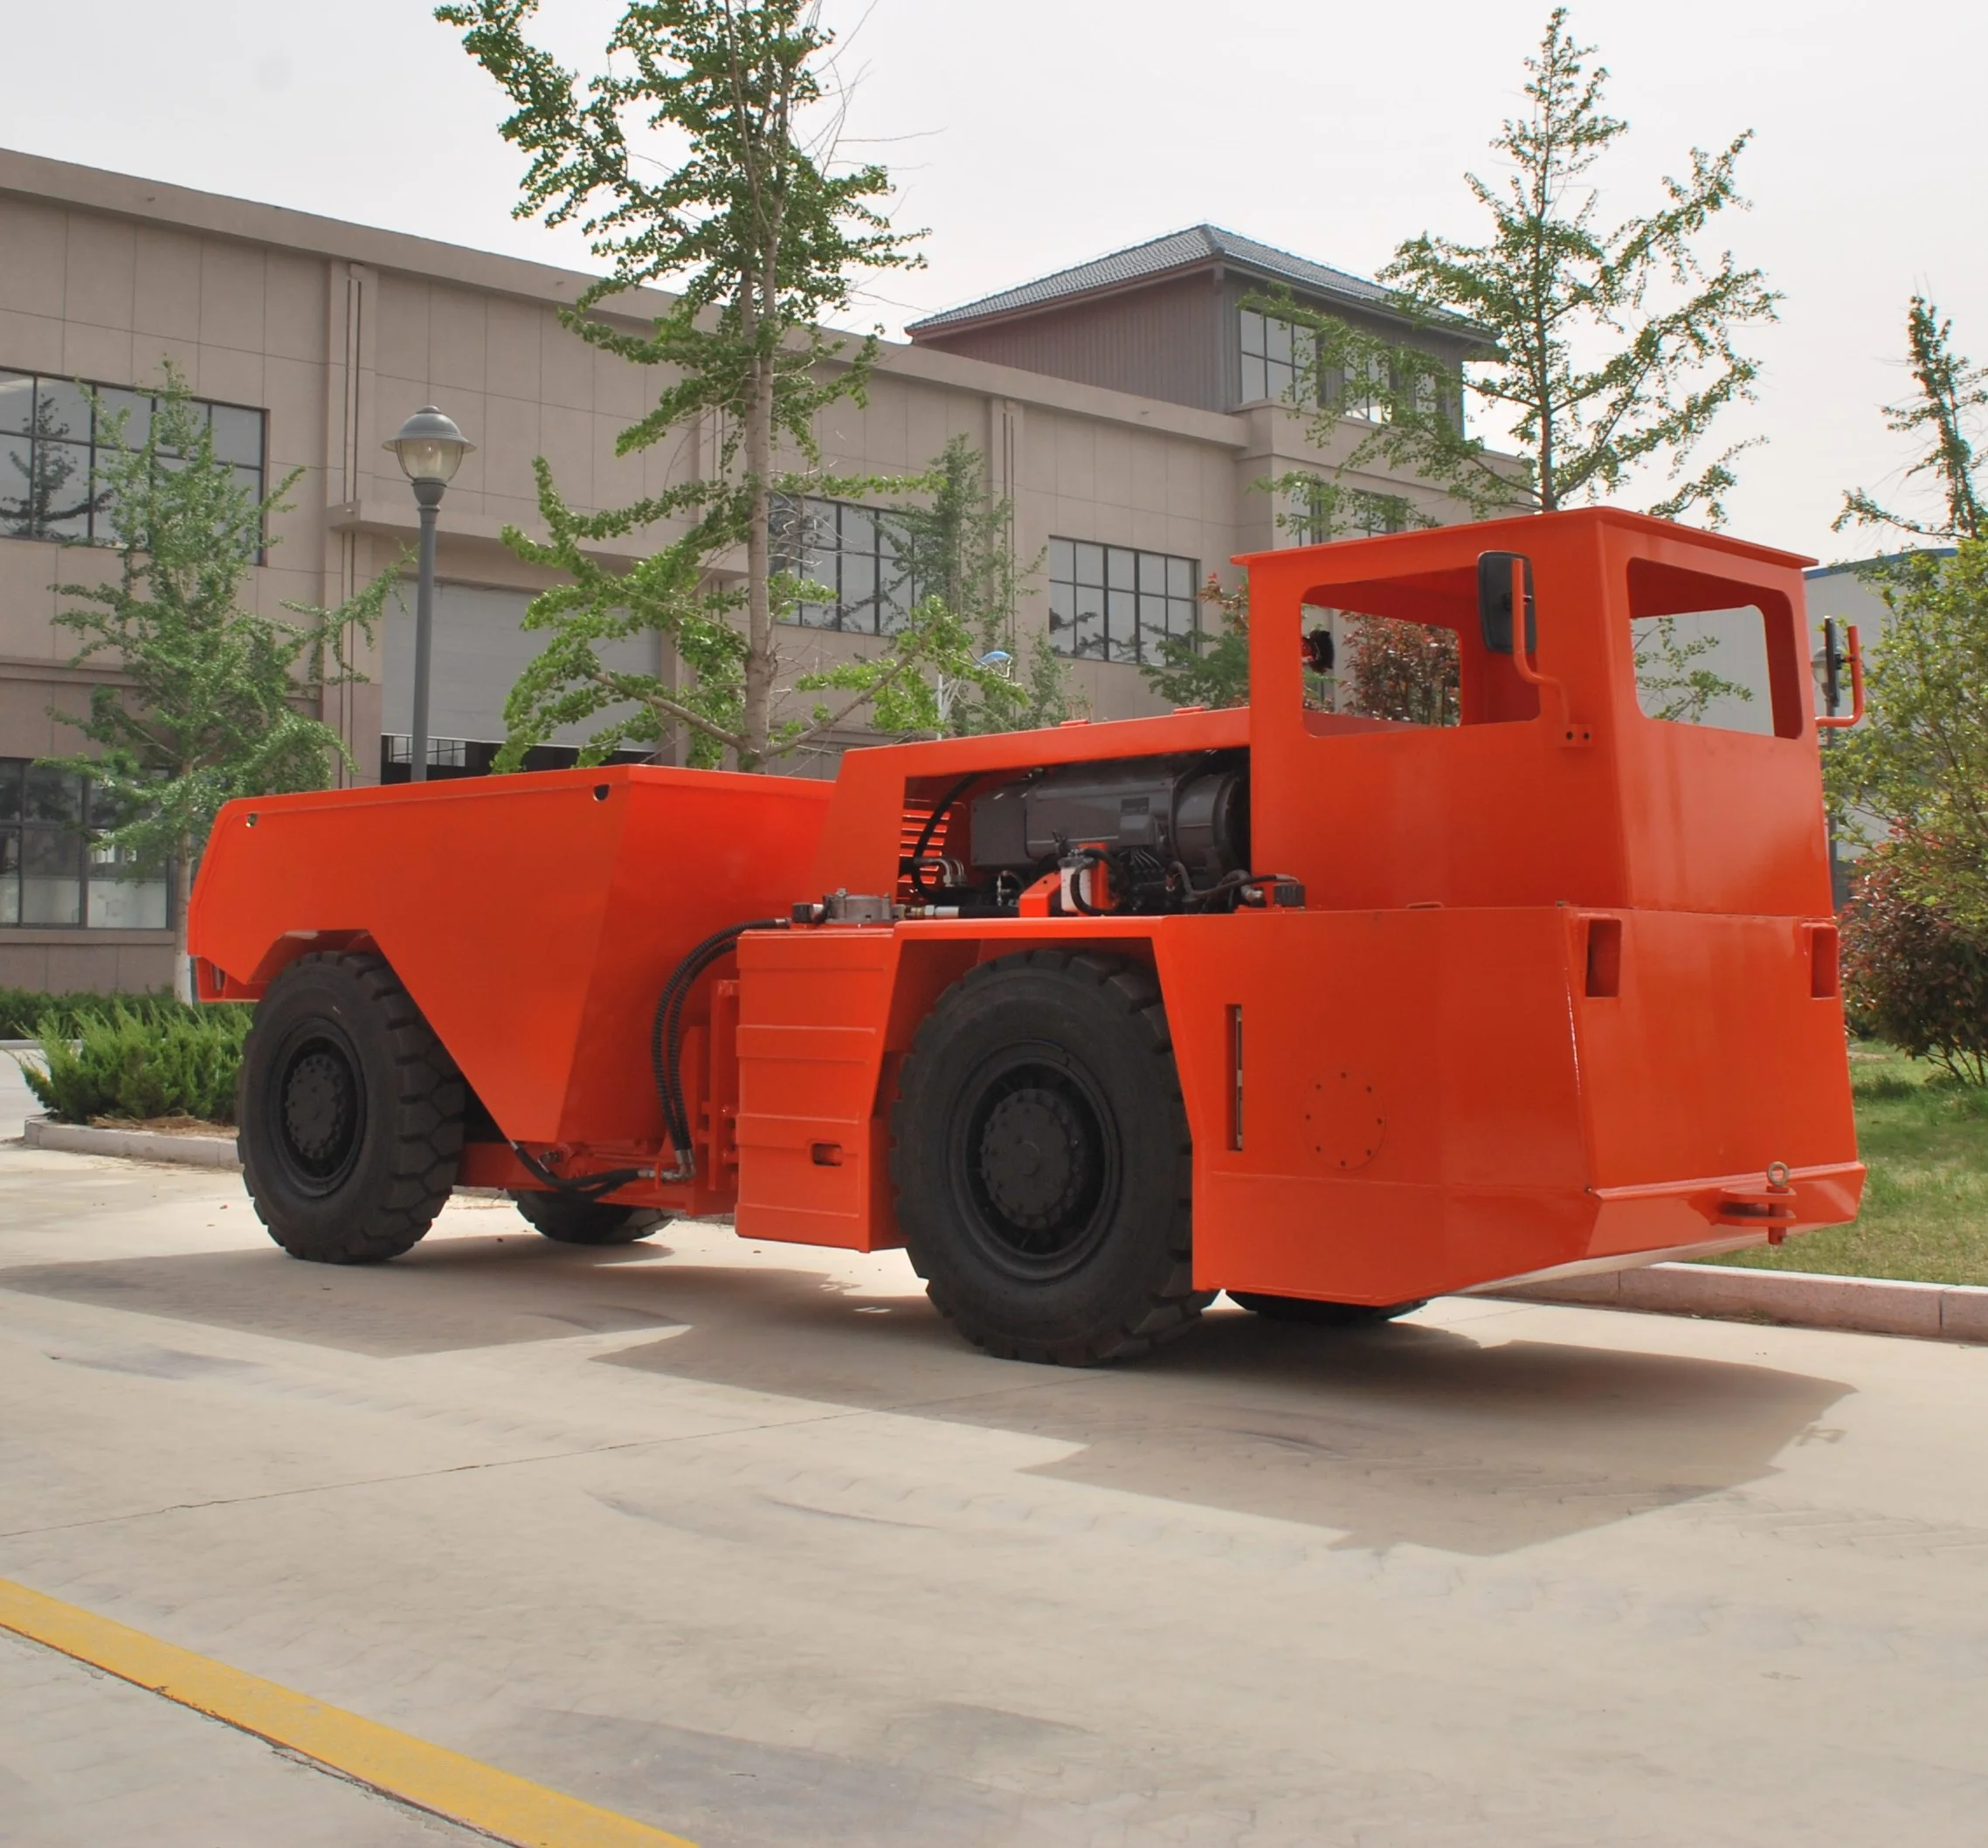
{"left": 0, "top": 1576, "right": 695, "bottom": 1848}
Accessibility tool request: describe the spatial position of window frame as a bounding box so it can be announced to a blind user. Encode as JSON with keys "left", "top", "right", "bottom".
{"left": 770, "top": 493, "right": 915, "bottom": 637}
{"left": 0, "top": 367, "right": 267, "bottom": 551}
{"left": 1047, "top": 538, "right": 1198, "bottom": 665}
{"left": 1239, "top": 307, "right": 1322, "bottom": 408}
{"left": 0, "top": 757, "right": 172, "bottom": 932}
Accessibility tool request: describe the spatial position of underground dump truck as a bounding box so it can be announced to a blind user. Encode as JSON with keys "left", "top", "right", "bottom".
{"left": 188, "top": 508, "right": 1867, "bottom": 1364}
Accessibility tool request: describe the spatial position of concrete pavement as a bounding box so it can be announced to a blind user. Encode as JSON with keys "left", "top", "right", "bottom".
{"left": 1, "top": 1625, "right": 487, "bottom": 1845}
{"left": 3, "top": 1141, "right": 1986, "bottom": 1845}
{"left": 2, "top": 1045, "right": 41, "bottom": 1141}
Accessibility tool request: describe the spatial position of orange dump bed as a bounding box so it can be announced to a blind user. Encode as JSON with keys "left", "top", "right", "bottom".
{"left": 191, "top": 767, "right": 830, "bottom": 1211}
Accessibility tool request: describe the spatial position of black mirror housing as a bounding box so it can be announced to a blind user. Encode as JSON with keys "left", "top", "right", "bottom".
{"left": 1478, "top": 551, "right": 1536, "bottom": 655}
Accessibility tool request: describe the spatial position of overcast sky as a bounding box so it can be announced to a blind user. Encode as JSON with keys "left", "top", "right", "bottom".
{"left": 6, "top": 0, "right": 1982, "bottom": 562}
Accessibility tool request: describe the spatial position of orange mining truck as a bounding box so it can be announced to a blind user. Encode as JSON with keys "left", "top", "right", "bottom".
{"left": 189, "top": 508, "right": 1865, "bottom": 1363}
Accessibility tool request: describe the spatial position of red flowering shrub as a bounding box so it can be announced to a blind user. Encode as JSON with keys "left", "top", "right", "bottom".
{"left": 1840, "top": 847, "right": 1988, "bottom": 1085}
{"left": 1341, "top": 616, "right": 1460, "bottom": 726}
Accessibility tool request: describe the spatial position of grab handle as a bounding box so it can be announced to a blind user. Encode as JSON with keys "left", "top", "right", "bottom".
{"left": 1815, "top": 623, "right": 1865, "bottom": 730}
{"left": 1506, "top": 559, "right": 1591, "bottom": 747}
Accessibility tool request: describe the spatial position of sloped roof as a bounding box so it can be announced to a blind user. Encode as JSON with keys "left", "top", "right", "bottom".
{"left": 908, "top": 224, "right": 1411, "bottom": 335}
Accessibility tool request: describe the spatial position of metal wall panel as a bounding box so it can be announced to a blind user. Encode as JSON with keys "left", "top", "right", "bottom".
{"left": 918, "top": 274, "right": 1223, "bottom": 411}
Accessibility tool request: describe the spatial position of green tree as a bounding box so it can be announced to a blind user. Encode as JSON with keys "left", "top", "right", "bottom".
{"left": 1140, "top": 575, "right": 1251, "bottom": 711}
{"left": 1825, "top": 541, "right": 1988, "bottom": 934}
{"left": 1631, "top": 617, "right": 1754, "bottom": 723}
{"left": 1828, "top": 303, "right": 1988, "bottom": 933}
{"left": 1263, "top": 7, "right": 1777, "bottom": 526}
{"left": 1836, "top": 295, "right": 1985, "bottom": 542}
{"left": 40, "top": 369, "right": 396, "bottom": 999}
{"left": 880, "top": 436, "right": 1076, "bottom": 734}
{"left": 441, "top": 0, "right": 997, "bottom": 769}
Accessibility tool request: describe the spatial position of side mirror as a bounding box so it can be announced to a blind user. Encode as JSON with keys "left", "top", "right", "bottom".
{"left": 1477, "top": 551, "right": 1536, "bottom": 656}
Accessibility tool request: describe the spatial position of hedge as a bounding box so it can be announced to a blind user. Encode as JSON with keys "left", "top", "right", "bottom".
{"left": 0, "top": 986, "right": 183, "bottom": 1038}
{"left": 16, "top": 1002, "right": 252, "bottom": 1125}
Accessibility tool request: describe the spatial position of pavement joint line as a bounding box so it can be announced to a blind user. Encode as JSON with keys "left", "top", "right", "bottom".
{"left": 0, "top": 1576, "right": 698, "bottom": 1848}
{"left": 0, "top": 1399, "right": 891, "bottom": 1542}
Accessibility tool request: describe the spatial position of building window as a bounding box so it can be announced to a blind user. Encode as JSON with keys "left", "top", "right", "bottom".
{"left": 1285, "top": 481, "right": 1408, "bottom": 546}
{"left": 1343, "top": 353, "right": 1391, "bottom": 423}
{"left": 1048, "top": 540, "right": 1198, "bottom": 664}
{"left": 0, "top": 760, "right": 169, "bottom": 930}
{"left": 770, "top": 495, "right": 913, "bottom": 636}
{"left": 0, "top": 369, "right": 266, "bottom": 547}
{"left": 1239, "top": 308, "right": 1320, "bottom": 406}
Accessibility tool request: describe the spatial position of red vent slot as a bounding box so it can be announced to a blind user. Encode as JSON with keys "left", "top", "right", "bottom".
{"left": 898, "top": 799, "right": 939, "bottom": 901}
{"left": 1810, "top": 925, "right": 1840, "bottom": 999}
{"left": 1584, "top": 916, "right": 1623, "bottom": 998}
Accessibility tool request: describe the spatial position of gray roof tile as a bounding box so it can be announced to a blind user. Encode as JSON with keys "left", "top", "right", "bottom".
{"left": 908, "top": 224, "right": 1403, "bottom": 333}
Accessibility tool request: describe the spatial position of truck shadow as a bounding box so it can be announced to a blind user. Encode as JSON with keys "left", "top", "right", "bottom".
{"left": 0, "top": 1227, "right": 685, "bottom": 1357}
{"left": 590, "top": 1260, "right": 1853, "bottom": 1558}
{"left": 1, "top": 1231, "right": 1853, "bottom": 1556}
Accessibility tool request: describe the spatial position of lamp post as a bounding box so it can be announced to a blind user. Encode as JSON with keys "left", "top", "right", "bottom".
{"left": 383, "top": 408, "right": 473, "bottom": 783}
{"left": 935, "top": 650, "right": 1012, "bottom": 728}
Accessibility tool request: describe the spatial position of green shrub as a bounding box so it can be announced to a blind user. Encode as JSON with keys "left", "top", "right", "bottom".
{"left": 17, "top": 1003, "right": 252, "bottom": 1125}
{"left": 1840, "top": 850, "right": 1988, "bottom": 1086}
{"left": 0, "top": 986, "right": 183, "bottom": 1038}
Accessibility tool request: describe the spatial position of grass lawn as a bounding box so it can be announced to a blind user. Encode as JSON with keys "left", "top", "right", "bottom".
{"left": 1702, "top": 1043, "right": 1988, "bottom": 1286}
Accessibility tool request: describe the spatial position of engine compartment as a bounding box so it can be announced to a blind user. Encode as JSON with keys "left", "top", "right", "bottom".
{"left": 905, "top": 750, "right": 1260, "bottom": 915}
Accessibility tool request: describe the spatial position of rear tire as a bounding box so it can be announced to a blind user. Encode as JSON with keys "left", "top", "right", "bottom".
{"left": 1227, "top": 1292, "right": 1426, "bottom": 1327}
{"left": 510, "top": 1190, "right": 669, "bottom": 1245}
{"left": 238, "top": 952, "right": 464, "bottom": 1264}
{"left": 891, "top": 949, "right": 1211, "bottom": 1365}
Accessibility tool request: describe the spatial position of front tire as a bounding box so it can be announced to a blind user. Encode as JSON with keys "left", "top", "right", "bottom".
{"left": 238, "top": 951, "right": 464, "bottom": 1264}
{"left": 510, "top": 1191, "right": 669, "bottom": 1245}
{"left": 891, "top": 949, "right": 1210, "bottom": 1365}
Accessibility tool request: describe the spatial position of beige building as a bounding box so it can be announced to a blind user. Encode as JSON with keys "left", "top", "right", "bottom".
{"left": 0, "top": 149, "right": 1482, "bottom": 993}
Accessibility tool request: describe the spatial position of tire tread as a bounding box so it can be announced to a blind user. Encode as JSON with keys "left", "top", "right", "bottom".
{"left": 892, "top": 948, "right": 1211, "bottom": 1366}
{"left": 239, "top": 951, "right": 464, "bottom": 1264}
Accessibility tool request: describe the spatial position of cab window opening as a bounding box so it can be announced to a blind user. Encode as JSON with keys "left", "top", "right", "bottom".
{"left": 1625, "top": 559, "right": 1803, "bottom": 739}
{"left": 1297, "top": 570, "right": 1541, "bottom": 732}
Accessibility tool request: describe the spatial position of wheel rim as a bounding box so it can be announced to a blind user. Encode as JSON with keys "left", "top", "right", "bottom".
{"left": 947, "top": 1041, "right": 1120, "bottom": 1280}
{"left": 266, "top": 1021, "right": 366, "bottom": 1196}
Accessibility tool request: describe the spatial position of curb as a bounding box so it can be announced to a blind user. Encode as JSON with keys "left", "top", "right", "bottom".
{"left": 24, "top": 1116, "right": 241, "bottom": 1169}
{"left": 1485, "top": 1260, "right": 1988, "bottom": 1345}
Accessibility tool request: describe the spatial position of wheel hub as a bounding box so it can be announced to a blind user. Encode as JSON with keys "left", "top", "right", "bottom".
{"left": 979, "top": 1086, "right": 1090, "bottom": 1230}
{"left": 277, "top": 1039, "right": 360, "bottom": 1181}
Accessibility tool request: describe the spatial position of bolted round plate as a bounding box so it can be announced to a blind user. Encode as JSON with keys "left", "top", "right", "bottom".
{"left": 1302, "top": 1069, "right": 1386, "bottom": 1170}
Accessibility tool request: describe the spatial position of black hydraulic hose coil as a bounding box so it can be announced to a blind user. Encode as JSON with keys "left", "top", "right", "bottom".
{"left": 650, "top": 918, "right": 788, "bottom": 1179}
{"left": 908, "top": 774, "right": 980, "bottom": 900}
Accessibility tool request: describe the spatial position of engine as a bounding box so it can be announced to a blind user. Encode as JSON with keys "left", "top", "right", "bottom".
{"left": 905, "top": 751, "right": 1256, "bottom": 915}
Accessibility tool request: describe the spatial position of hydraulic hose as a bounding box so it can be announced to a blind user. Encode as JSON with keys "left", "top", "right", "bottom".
{"left": 509, "top": 1141, "right": 648, "bottom": 1201}
{"left": 649, "top": 918, "right": 788, "bottom": 1181}
{"left": 908, "top": 774, "right": 980, "bottom": 900}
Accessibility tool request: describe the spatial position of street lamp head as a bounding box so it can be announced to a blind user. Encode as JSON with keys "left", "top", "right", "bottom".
{"left": 384, "top": 406, "right": 473, "bottom": 486}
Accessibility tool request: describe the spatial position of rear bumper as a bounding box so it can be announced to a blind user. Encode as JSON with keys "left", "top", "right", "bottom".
{"left": 1462, "top": 1158, "right": 1867, "bottom": 1294}
{"left": 1584, "top": 1158, "right": 1867, "bottom": 1258}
